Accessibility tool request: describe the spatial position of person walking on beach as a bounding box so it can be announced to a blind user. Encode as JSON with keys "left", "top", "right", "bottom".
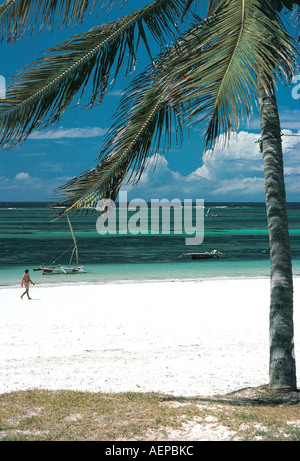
{"left": 21, "top": 269, "right": 35, "bottom": 300}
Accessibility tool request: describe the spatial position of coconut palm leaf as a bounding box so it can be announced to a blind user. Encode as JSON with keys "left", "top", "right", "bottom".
{"left": 207, "top": 0, "right": 228, "bottom": 13}
{"left": 0, "top": 0, "right": 187, "bottom": 149}
{"left": 54, "top": 0, "right": 297, "bottom": 213}
{"left": 208, "top": 0, "right": 300, "bottom": 16}
{"left": 181, "top": 0, "right": 199, "bottom": 18}
{"left": 53, "top": 58, "right": 184, "bottom": 212}
{"left": 285, "top": 1, "right": 300, "bottom": 41}
{"left": 0, "top": 0, "right": 101, "bottom": 42}
{"left": 0, "top": 0, "right": 143, "bottom": 42}
{"left": 181, "top": 0, "right": 223, "bottom": 20}
{"left": 168, "top": 0, "right": 297, "bottom": 150}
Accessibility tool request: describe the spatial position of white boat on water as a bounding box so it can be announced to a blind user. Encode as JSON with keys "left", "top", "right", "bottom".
{"left": 37, "top": 264, "right": 86, "bottom": 275}
{"left": 34, "top": 215, "right": 86, "bottom": 275}
{"left": 179, "top": 249, "right": 223, "bottom": 260}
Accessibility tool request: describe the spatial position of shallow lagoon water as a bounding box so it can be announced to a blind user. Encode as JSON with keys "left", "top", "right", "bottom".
{"left": 1, "top": 201, "right": 299, "bottom": 286}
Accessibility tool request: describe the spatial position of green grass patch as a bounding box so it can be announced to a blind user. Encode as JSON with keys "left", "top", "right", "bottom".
{"left": 0, "top": 388, "right": 299, "bottom": 441}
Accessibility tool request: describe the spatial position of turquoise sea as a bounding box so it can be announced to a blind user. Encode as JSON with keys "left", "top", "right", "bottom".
{"left": 0, "top": 202, "right": 300, "bottom": 287}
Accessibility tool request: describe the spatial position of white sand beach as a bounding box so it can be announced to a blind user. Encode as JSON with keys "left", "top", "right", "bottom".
{"left": 1, "top": 278, "right": 299, "bottom": 397}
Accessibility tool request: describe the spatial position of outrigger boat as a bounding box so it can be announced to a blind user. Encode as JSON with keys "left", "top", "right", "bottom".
{"left": 205, "top": 207, "right": 217, "bottom": 217}
{"left": 41, "top": 265, "right": 85, "bottom": 275}
{"left": 34, "top": 215, "right": 86, "bottom": 275}
{"left": 179, "top": 249, "right": 223, "bottom": 260}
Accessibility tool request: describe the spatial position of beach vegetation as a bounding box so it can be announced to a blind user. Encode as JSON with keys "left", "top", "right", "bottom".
{"left": 0, "top": 388, "right": 300, "bottom": 441}
{"left": 0, "top": 0, "right": 299, "bottom": 393}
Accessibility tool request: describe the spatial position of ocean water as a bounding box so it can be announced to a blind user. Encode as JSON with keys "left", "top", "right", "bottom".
{"left": 0, "top": 202, "right": 300, "bottom": 286}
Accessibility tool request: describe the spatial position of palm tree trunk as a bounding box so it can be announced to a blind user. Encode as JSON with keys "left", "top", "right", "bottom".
{"left": 258, "top": 78, "right": 297, "bottom": 392}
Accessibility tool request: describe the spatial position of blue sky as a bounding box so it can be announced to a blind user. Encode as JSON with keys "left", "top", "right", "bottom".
{"left": 0, "top": 0, "right": 300, "bottom": 203}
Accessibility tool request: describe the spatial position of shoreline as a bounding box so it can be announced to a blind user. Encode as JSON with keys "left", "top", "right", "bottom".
{"left": 1, "top": 277, "right": 299, "bottom": 397}
{"left": 1, "top": 272, "right": 293, "bottom": 290}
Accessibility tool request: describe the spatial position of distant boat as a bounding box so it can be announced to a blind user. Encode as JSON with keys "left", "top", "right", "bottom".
{"left": 41, "top": 265, "right": 86, "bottom": 275}
{"left": 205, "top": 207, "right": 217, "bottom": 217}
{"left": 179, "top": 249, "right": 223, "bottom": 260}
{"left": 34, "top": 215, "right": 86, "bottom": 275}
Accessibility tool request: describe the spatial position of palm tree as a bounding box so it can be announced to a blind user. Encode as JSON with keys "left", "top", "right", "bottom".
{"left": 256, "top": 0, "right": 299, "bottom": 392}
{"left": 258, "top": 76, "right": 297, "bottom": 392}
{"left": 0, "top": 0, "right": 298, "bottom": 392}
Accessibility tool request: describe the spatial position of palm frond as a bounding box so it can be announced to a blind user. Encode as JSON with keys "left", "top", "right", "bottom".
{"left": 54, "top": 0, "right": 297, "bottom": 213}
{"left": 207, "top": 0, "right": 228, "bottom": 14}
{"left": 181, "top": 0, "right": 199, "bottom": 18}
{"left": 0, "top": 0, "right": 186, "bottom": 149}
{"left": 53, "top": 58, "right": 184, "bottom": 212}
{"left": 164, "top": 0, "right": 297, "bottom": 150}
{"left": 275, "top": 0, "right": 295, "bottom": 11}
{"left": 51, "top": 13, "right": 216, "bottom": 213}
{"left": 0, "top": 0, "right": 100, "bottom": 42}
{"left": 287, "top": 1, "right": 300, "bottom": 41}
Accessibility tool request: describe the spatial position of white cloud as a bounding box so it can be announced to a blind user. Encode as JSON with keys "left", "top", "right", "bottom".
{"left": 2, "top": 129, "right": 299, "bottom": 202}
{"left": 28, "top": 127, "right": 106, "bottom": 140}
{"left": 187, "top": 164, "right": 211, "bottom": 181}
{"left": 207, "top": 131, "right": 261, "bottom": 160}
{"left": 186, "top": 131, "right": 262, "bottom": 186}
{"left": 241, "top": 107, "right": 300, "bottom": 132}
{"left": 187, "top": 131, "right": 261, "bottom": 183}
{"left": 278, "top": 110, "right": 300, "bottom": 131}
{"left": 15, "top": 172, "right": 30, "bottom": 181}
{"left": 282, "top": 129, "right": 300, "bottom": 151}
{"left": 124, "top": 130, "right": 300, "bottom": 201}
{"left": 284, "top": 166, "right": 300, "bottom": 175}
{"left": 214, "top": 177, "right": 265, "bottom": 196}
{"left": 21, "top": 152, "right": 48, "bottom": 157}
{"left": 0, "top": 172, "right": 68, "bottom": 201}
